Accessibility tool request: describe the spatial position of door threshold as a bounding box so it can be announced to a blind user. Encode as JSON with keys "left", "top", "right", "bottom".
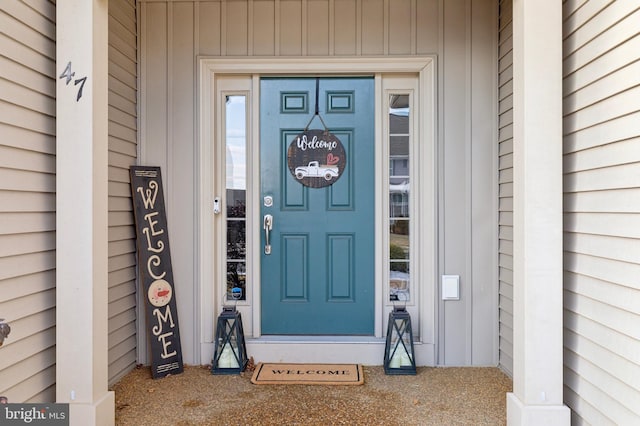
{"left": 201, "top": 339, "right": 434, "bottom": 366}
{"left": 246, "top": 337, "right": 386, "bottom": 365}
{"left": 244, "top": 337, "right": 433, "bottom": 366}
{"left": 250, "top": 335, "right": 384, "bottom": 344}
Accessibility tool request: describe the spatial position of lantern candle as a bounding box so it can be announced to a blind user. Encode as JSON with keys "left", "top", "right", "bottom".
{"left": 219, "top": 343, "right": 240, "bottom": 369}
{"left": 389, "top": 344, "right": 403, "bottom": 368}
{"left": 389, "top": 342, "right": 412, "bottom": 368}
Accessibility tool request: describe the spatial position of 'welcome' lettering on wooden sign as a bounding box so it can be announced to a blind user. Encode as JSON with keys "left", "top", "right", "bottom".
{"left": 130, "top": 166, "right": 184, "bottom": 379}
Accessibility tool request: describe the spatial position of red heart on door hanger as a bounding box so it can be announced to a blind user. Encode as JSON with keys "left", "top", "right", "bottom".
{"left": 326, "top": 153, "right": 340, "bottom": 165}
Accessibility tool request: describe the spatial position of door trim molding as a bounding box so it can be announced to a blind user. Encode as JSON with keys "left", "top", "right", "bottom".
{"left": 197, "top": 56, "right": 437, "bottom": 365}
{"left": 199, "top": 56, "right": 435, "bottom": 74}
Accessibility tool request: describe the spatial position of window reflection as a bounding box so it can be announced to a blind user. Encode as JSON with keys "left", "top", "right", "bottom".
{"left": 225, "top": 95, "right": 247, "bottom": 300}
{"left": 389, "top": 95, "right": 410, "bottom": 302}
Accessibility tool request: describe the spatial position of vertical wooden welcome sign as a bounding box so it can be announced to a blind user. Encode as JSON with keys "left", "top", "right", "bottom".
{"left": 130, "top": 166, "right": 184, "bottom": 378}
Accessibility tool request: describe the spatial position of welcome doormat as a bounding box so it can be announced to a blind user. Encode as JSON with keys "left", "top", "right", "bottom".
{"left": 251, "top": 363, "right": 364, "bottom": 385}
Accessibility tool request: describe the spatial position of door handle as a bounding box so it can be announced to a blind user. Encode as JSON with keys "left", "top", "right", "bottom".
{"left": 263, "top": 214, "right": 273, "bottom": 255}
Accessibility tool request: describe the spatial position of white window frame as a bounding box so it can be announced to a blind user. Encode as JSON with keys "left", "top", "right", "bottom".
{"left": 383, "top": 76, "right": 419, "bottom": 311}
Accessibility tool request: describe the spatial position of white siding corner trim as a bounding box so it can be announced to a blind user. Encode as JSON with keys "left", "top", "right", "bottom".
{"left": 507, "top": 0, "right": 570, "bottom": 423}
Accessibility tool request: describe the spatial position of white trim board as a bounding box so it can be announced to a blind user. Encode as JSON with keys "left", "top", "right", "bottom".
{"left": 197, "top": 57, "right": 437, "bottom": 366}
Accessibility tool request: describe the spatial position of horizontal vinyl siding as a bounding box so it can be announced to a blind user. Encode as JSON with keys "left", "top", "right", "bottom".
{"left": 0, "top": 0, "right": 56, "bottom": 402}
{"left": 497, "top": 0, "right": 513, "bottom": 377}
{"left": 108, "top": 0, "right": 138, "bottom": 386}
{"left": 563, "top": 1, "right": 640, "bottom": 424}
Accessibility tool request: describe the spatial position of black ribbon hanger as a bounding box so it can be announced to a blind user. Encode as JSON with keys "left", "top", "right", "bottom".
{"left": 303, "top": 78, "right": 330, "bottom": 133}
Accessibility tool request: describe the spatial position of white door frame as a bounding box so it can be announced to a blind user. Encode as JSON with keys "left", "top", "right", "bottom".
{"left": 197, "top": 57, "right": 436, "bottom": 365}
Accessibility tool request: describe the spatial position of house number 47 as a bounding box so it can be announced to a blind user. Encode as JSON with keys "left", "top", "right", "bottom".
{"left": 59, "top": 62, "right": 88, "bottom": 102}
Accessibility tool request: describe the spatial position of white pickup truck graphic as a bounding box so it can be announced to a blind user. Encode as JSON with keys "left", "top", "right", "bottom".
{"left": 294, "top": 161, "right": 339, "bottom": 181}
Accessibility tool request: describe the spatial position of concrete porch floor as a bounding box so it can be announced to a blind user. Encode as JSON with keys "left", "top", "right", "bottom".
{"left": 111, "top": 365, "right": 512, "bottom": 425}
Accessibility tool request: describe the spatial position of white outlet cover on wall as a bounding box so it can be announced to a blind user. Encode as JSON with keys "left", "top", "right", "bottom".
{"left": 442, "top": 275, "right": 460, "bottom": 300}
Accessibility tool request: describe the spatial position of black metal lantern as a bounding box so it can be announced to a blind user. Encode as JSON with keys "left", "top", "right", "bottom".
{"left": 383, "top": 307, "right": 416, "bottom": 375}
{"left": 211, "top": 306, "right": 248, "bottom": 374}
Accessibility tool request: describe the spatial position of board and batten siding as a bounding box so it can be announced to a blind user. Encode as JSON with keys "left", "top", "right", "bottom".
{"left": 107, "top": 0, "right": 138, "bottom": 385}
{"left": 140, "top": 0, "right": 497, "bottom": 366}
{"left": 0, "top": 0, "right": 57, "bottom": 402}
{"left": 563, "top": 1, "right": 640, "bottom": 424}
{"left": 497, "top": 0, "right": 513, "bottom": 377}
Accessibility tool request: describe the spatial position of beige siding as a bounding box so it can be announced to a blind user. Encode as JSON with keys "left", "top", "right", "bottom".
{"left": 440, "top": 0, "right": 498, "bottom": 366}
{"left": 563, "top": 1, "right": 640, "bottom": 424}
{"left": 0, "top": 0, "right": 56, "bottom": 402}
{"left": 108, "top": 0, "right": 138, "bottom": 386}
{"left": 0, "top": 0, "right": 139, "bottom": 399}
{"left": 497, "top": 0, "right": 513, "bottom": 377}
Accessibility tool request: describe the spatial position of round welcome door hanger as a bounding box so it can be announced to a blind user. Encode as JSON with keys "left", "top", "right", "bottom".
{"left": 287, "top": 129, "right": 346, "bottom": 188}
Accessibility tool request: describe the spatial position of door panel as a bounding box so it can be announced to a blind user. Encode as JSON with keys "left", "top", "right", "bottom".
{"left": 260, "top": 77, "right": 374, "bottom": 335}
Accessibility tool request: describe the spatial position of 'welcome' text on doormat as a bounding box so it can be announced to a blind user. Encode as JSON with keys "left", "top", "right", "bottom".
{"left": 251, "top": 363, "right": 364, "bottom": 385}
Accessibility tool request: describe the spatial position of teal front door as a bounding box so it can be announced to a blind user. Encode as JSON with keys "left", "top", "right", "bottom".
{"left": 260, "top": 77, "right": 375, "bottom": 335}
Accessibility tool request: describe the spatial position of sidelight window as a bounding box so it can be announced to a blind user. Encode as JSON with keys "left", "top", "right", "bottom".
{"left": 224, "top": 95, "right": 247, "bottom": 301}
{"left": 388, "top": 94, "right": 411, "bottom": 302}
